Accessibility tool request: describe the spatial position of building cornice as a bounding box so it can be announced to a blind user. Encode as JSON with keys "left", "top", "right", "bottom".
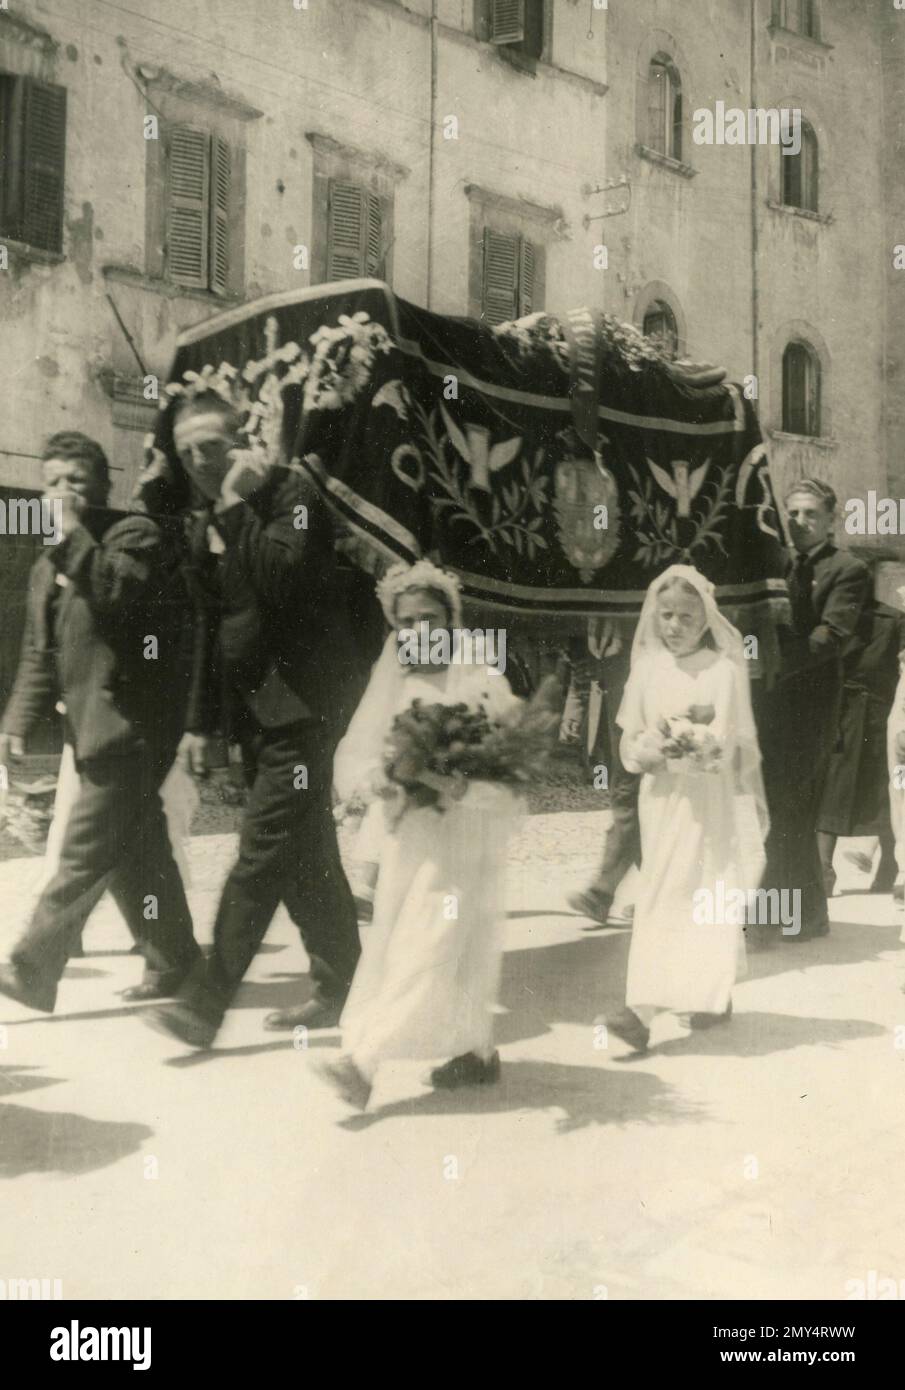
{"left": 0, "top": 12, "right": 58, "bottom": 54}
{"left": 135, "top": 66, "right": 263, "bottom": 122}
{"left": 305, "top": 131, "right": 410, "bottom": 182}
{"left": 464, "top": 183, "right": 567, "bottom": 237}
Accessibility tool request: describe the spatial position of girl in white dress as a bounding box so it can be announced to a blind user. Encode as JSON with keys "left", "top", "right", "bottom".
{"left": 317, "top": 559, "right": 524, "bottom": 1110}
{"left": 607, "top": 565, "right": 769, "bottom": 1052}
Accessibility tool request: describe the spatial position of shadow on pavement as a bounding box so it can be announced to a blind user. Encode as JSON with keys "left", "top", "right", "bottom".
{"left": 648, "top": 1009, "right": 887, "bottom": 1060}
{"left": 0, "top": 1101, "right": 151, "bottom": 1178}
{"left": 340, "top": 1058, "right": 703, "bottom": 1134}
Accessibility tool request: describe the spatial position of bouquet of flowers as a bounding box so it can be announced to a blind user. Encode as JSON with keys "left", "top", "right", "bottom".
{"left": 656, "top": 702, "right": 722, "bottom": 771}
{"left": 381, "top": 679, "right": 560, "bottom": 818}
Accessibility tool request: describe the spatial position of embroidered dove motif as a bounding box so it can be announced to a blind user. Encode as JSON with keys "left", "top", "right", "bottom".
{"left": 440, "top": 403, "right": 522, "bottom": 492}
{"left": 646, "top": 456, "right": 711, "bottom": 518}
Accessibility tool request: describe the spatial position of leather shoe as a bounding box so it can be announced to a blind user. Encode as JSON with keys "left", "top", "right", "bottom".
{"left": 429, "top": 1050, "right": 501, "bottom": 1089}
{"left": 0, "top": 962, "right": 55, "bottom": 1013}
{"left": 143, "top": 1001, "right": 218, "bottom": 1050}
{"left": 568, "top": 887, "right": 614, "bottom": 928}
{"left": 263, "top": 998, "right": 344, "bottom": 1032}
{"left": 120, "top": 980, "right": 181, "bottom": 1003}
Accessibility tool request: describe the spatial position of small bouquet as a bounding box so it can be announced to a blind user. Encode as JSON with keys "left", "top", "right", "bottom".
{"left": 656, "top": 702, "right": 722, "bottom": 772}
{"left": 381, "top": 678, "right": 560, "bottom": 819}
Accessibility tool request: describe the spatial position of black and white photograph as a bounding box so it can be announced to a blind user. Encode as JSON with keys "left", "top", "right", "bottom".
{"left": 0, "top": 0, "right": 902, "bottom": 1332}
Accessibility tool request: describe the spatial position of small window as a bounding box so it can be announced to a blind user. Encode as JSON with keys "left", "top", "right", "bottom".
{"left": 642, "top": 301, "right": 679, "bottom": 359}
{"left": 487, "top": 0, "right": 545, "bottom": 62}
{"left": 0, "top": 73, "right": 67, "bottom": 254}
{"left": 646, "top": 56, "right": 682, "bottom": 161}
{"left": 481, "top": 227, "right": 540, "bottom": 325}
{"left": 782, "top": 341, "right": 821, "bottom": 436}
{"left": 165, "top": 125, "right": 233, "bottom": 293}
{"left": 780, "top": 120, "right": 818, "bottom": 213}
{"left": 326, "top": 180, "right": 388, "bottom": 281}
{"left": 774, "top": 0, "right": 820, "bottom": 39}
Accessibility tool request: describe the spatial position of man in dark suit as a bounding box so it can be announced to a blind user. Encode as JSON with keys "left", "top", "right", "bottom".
{"left": 148, "top": 393, "right": 361, "bottom": 1049}
{"left": 0, "top": 432, "right": 201, "bottom": 1012}
{"left": 757, "top": 478, "right": 872, "bottom": 941}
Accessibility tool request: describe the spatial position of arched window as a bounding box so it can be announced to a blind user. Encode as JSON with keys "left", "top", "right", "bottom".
{"left": 782, "top": 341, "right": 821, "bottom": 436}
{"left": 646, "top": 56, "right": 682, "bottom": 161}
{"left": 643, "top": 301, "right": 679, "bottom": 359}
{"left": 781, "top": 120, "right": 818, "bottom": 212}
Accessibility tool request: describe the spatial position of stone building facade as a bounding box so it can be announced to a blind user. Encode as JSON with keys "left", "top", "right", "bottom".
{"left": 0, "top": 0, "right": 900, "bottom": 648}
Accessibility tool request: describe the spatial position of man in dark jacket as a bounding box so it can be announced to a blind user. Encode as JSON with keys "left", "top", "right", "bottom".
{"left": 757, "top": 478, "right": 872, "bottom": 941}
{"left": 149, "top": 393, "right": 360, "bottom": 1049}
{"left": 0, "top": 432, "right": 201, "bottom": 1012}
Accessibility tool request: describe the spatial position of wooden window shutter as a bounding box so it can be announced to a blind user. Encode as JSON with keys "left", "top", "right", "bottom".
{"left": 482, "top": 227, "right": 519, "bottom": 325}
{"left": 647, "top": 63, "right": 668, "bottom": 153}
{"left": 518, "top": 237, "right": 536, "bottom": 316}
{"left": 167, "top": 125, "right": 210, "bottom": 289}
{"left": 365, "top": 193, "right": 384, "bottom": 277}
{"left": 671, "top": 83, "right": 683, "bottom": 160}
{"left": 327, "top": 180, "right": 366, "bottom": 280}
{"left": 19, "top": 79, "right": 66, "bottom": 254}
{"left": 209, "top": 135, "right": 231, "bottom": 295}
{"left": 490, "top": 0, "right": 525, "bottom": 45}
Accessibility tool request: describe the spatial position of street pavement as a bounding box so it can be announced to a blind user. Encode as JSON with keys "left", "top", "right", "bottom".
{"left": 1, "top": 815, "right": 904, "bottom": 1301}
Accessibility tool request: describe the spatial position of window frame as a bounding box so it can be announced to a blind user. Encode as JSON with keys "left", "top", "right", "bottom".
{"left": 642, "top": 301, "right": 680, "bottom": 361}
{"left": 0, "top": 70, "right": 67, "bottom": 257}
{"left": 781, "top": 340, "right": 822, "bottom": 438}
{"left": 475, "top": 0, "right": 550, "bottom": 67}
{"left": 780, "top": 119, "right": 818, "bottom": 214}
{"left": 646, "top": 55, "right": 683, "bottom": 162}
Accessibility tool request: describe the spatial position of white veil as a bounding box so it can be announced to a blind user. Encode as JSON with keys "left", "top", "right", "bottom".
{"left": 627, "top": 564, "right": 770, "bottom": 846}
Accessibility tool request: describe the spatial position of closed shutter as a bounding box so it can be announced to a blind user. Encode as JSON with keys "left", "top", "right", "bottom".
{"left": 518, "top": 237, "right": 535, "bottom": 316}
{"left": 672, "top": 85, "right": 683, "bottom": 160}
{"left": 20, "top": 79, "right": 66, "bottom": 253}
{"left": 490, "top": 0, "right": 525, "bottom": 45}
{"left": 209, "top": 135, "right": 231, "bottom": 295}
{"left": 482, "top": 227, "right": 519, "bottom": 325}
{"left": 327, "top": 180, "right": 366, "bottom": 280}
{"left": 365, "top": 193, "right": 384, "bottom": 277}
{"left": 167, "top": 125, "right": 210, "bottom": 289}
{"left": 647, "top": 63, "right": 668, "bottom": 153}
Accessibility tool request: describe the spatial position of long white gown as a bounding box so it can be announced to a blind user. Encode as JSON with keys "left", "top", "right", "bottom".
{"left": 337, "top": 662, "right": 522, "bottom": 1079}
{"left": 619, "top": 646, "right": 762, "bottom": 1015}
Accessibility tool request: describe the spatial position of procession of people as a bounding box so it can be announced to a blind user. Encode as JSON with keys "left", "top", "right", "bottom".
{"left": 0, "top": 407, "right": 903, "bottom": 1113}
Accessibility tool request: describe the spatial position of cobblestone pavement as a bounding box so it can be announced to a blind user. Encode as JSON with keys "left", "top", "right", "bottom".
{"left": 1, "top": 813, "right": 904, "bottom": 1301}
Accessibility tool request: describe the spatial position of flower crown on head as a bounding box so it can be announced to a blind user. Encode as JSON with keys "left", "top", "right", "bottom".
{"left": 376, "top": 559, "right": 463, "bottom": 627}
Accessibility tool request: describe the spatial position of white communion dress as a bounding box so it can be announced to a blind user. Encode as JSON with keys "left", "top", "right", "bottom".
{"left": 617, "top": 566, "right": 769, "bottom": 1017}
{"left": 334, "top": 645, "right": 523, "bottom": 1080}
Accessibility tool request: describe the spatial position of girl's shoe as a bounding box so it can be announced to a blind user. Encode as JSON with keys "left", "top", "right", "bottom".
{"left": 688, "top": 999, "right": 733, "bottom": 1029}
{"left": 312, "top": 1055, "right": 372, "bottom": 1111}
{"left": 604, "top": 1008, "right": 650, "bottom": 1052}
{"left": 429, "top": 1050, "right": 501, "bottom": 1089}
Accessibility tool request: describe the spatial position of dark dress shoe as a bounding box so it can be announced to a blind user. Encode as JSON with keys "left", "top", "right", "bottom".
{"left": 604, "top": 1008, "right": 650, "bottom": 1052}
{"left": 312, "top": 1055, "right": 372, "bottom": 1110}
{"left": 143, "top": 1001, "right": 218, "bottom": 1050}
{"left": 568, "top": 888, "right": 614, "bottom": 927}
{"left": 429, "top": 1050, "right": 501, "bottom": 1089}
{"left": 120, "top": 980, "right": 181, "bottom": 1003}
{"left": 263, "top": 998, "right": 344, "bottom": 1032}
{"left": 689, "top": 999, "right": 733, "bottom": 1029}
{"left": 0, "top": 963, "right": 55, "bottom": 1013}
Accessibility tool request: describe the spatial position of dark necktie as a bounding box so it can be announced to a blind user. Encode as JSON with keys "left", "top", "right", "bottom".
{"left": 791, "top": 551, "right": 818, "bottom": 634}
